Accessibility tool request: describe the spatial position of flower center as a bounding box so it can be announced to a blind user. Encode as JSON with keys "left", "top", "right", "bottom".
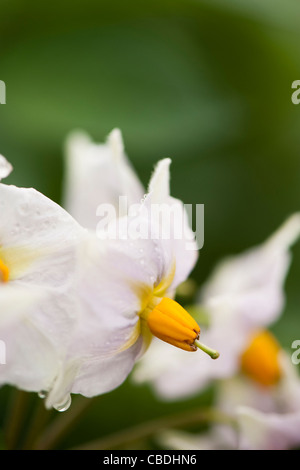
{"left": 142, "top": 297, "right": 201, "bottom": 352}
{"left": 0, "top": 257, "right": 9, "bottom": 283}
{"left": 240, "top": 330, "right": 281, "bottom": 386}
{"left": 135, "top": 266, "right": 219, "bottom": 358}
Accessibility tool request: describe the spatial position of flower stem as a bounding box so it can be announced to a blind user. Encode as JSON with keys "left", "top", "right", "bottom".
{"left": 71, "top": 407, "right": 235, "bottom": 450}
{"left": 194, "top": 340, "right": 220, "bottom": 359}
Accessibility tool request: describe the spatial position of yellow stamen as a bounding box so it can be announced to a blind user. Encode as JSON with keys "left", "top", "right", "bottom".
{"left": 0, "top": 258, "right": 9, "bottom": 282}
{"left": 241, "top": 330, "right": 281, "bottom": 386}
{"left": 146, "top": 297, "right": 200, "bottom": 351}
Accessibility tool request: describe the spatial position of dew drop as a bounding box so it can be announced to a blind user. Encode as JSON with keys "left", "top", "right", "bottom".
{"left": 54, "top": 395, "right": 72, "bottom": 412}
{"left": 38, "top": 390, "right": 48, "bottom": 399}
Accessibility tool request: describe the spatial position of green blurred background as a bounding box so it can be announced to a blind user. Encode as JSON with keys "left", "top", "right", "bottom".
{"left": 0, "top": 0, "right": 300, "bottom": 449}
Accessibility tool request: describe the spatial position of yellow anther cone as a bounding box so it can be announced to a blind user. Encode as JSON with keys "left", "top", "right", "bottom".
{"left": 241, "top": 330, "right": 281, "bottom": 386}
{"left": 0, "top": 258, "right": 9, "bottom": 283}
{"left": 146, "top": 297, "right": 219, "bottom": 358}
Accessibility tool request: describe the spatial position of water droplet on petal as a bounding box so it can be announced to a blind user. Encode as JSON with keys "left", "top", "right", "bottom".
{"left": 54, "top": 395, "right": 72, "bottom": 412}
{"left": 38, "top": 390, "right": 48, "bottom": 399}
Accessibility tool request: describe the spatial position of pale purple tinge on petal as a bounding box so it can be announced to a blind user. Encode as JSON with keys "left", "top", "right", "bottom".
{"left": 0, "top": 155, "right": 13, "bottom": 181}
{"left": 237, "top": 406, "right": 300, "bottom": 450}
{"left": 63, "top": 128, "right": 144, "bottom": 232}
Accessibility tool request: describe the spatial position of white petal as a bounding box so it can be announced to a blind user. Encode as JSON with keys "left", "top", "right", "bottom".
{"left": 0, "top": 184, "right": 87, "bottom": 288}
{"left": 159, "top": 427, "right": 237, "bottom": 450}
{"left": 51, "top": 153, "right": 198, "bottom": 401}
{"left": 70, "top": 336, "right": 144, "bottom": 398}
{"left": 200, "top": 213, "right": 300, "bottom": 329}
{"left": 63, "top": 129, "right": 144, "bottom": 231}
{"left": 63, "top": 192, "right": 198, "bottom": 400}
{"left": 0, "top": 184, "right": 88, "bottom": 395}
{"left": 216, "top": 376, "right": 277, "bottom": 416}
{"left": 158, "top": 429, "right": 217, "bottom": 450}
{"left": 273, "top": 350, "right": 300, "bottom": 412}
{"left": 53, "top": 231, "right": 163, "bottom": 398}
{"left": 0, "top": 280, "right": 81, "bottom": 393}
{"left": 144, "top": 158, "right": 198, "bottom": 291}
{"left": 147, "top": 158, "right": 171, "bottom": 205}
{"left": 237, "top": 406, "right": 300, "bottom": 450}
{"left": 0, "top": 155, "right": 13, "bottom": 181}
{"left": 0, "top": 283, "right": 44, "bottom": 326}
{"left": 45, "top": 359, "right": 79, "bottom": 410}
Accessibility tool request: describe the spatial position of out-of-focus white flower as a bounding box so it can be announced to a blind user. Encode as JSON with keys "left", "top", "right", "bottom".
{"left": 133, "top": 213, "right": 300, "bottom": 399}
{"left": 63, "top": 128, "right": 144, "bottom": 231}
{"left": 0, "top": 156, "right": 87, "bottom": 404}
{"left": 159, "top": 347, "right": 300, "bottom": 450}
{"left": 236, "top": 406, "right": 300, "bottom": 450}
{"left": 217, "top": 346, "right": 300, "bottom": 450}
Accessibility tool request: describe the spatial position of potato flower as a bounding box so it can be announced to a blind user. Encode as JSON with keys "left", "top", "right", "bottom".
{"left": 159, "top": 345, "right": 300, "bottom": 450}
{"left": 0, "top": 131, "right": 219, "bottom": 411}
{"left": 53, "top": 134, "right": 219, "bottom": 410}
{"left": 133, "top": 213, "right": 300, "bottom": 399}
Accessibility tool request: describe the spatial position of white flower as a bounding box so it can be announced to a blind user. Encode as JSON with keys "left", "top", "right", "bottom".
{"left": 0, "top": 132, "right": 214, "bottom": 411}
{"left": 0, "top": 157, "right": 88, "bottom": 403}
{"left": 159, "top": 350, "right": 300, "bottom": 450}
{"left": 133, "top": 213, "right": 300, "bottom": 399}
{"left": 236, "top": 406, "right": 300, "bottom": 450}
{"left": 217, "top": 348, "right": 300, "bottom": 450}
{"left": 48, "top": 155, "right": 205, "bottom": 409}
